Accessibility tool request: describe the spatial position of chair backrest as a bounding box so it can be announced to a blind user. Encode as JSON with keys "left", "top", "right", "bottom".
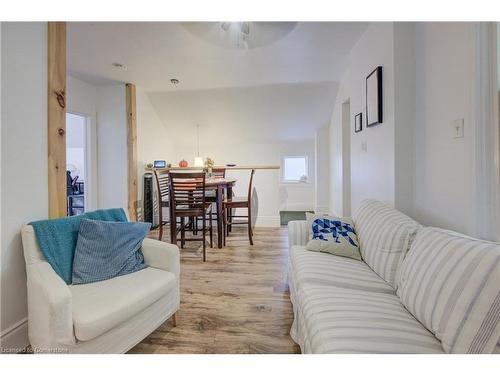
{"left": 247, "top": 169, "right": 255, "bottom": 204}
{"left": 168, "top": 172, "right": 206, "bottom": 212}
{"left": 212, "top": 168, "right": 226, "bottom": 178}
{"left": 153, "top": 169, "right": 170, "bottom": 202}
{"left": 153, "top": 169, "right": 170, "bottom": 223}
{"left": 66, "top": 171, "right": 77, "bottom": 195}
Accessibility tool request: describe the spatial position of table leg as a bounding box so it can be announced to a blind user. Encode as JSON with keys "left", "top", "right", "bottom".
{"left": 217, "top": 184, "right": 223, "bottom": 248}
{"left": 227, "top": 185, "right": 233, "bottom": 233}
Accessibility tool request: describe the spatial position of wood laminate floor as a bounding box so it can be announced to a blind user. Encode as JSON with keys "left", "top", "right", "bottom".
{"left": 128, "top": 226, "right": 300, "bottom": 354}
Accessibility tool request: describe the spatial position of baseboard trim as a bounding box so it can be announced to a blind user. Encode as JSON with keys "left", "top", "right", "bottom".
{"left": 281, "top": 203, "right": 315, "bottom": 211}
{"left": 0, "top": 317, "right": 29, "bottom": 352}
{"left": 255, "top": 215, "right": 280, "bottom": 227}
{"left": 314, "top": 205, "right": 329, "bottom": 214}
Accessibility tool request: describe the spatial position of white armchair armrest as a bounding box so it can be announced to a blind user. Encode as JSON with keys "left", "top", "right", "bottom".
{"left": 141, "top": 238, "right": 180, "bottom": 281}
{"left": 288, "top": 220, "right": 309, "bottom": 247}
{"left": 26, "top": 261, "right": 75, "bottom": 351}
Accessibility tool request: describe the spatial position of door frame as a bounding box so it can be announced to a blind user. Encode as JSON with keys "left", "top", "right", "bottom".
{"left": 473, "top": 22, "right": 500, "bottom": 241}
{"left": 341, "top": 99, "right": 352, "bottom": 217}
{"left": 66, "top": 111, "right": 97, "bottom": 212}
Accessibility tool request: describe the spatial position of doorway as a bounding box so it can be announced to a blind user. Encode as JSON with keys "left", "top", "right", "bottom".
{"left": 66, "top": 112, "right": 89, "bottom": 216}
{"left": 341, "top": 100, "right": 351, "bottom": 216}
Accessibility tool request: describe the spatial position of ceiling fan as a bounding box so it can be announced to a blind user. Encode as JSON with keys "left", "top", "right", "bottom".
{"left": 220, "top": 22, "right": 251, "bottom": 49}
{"left": 182, "top": 22, "right": 297, "bottom": 50}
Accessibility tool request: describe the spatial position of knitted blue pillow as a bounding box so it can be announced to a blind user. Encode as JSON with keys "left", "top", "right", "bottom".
{"left": 72, "top": 219, "right": 151, "bottom": 285}
{"left": 30, "top": 208, "right": 128, "bottom": 284}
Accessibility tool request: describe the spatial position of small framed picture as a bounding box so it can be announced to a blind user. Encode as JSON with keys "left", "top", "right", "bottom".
{"left": 366, "top": 66, "right": 383, "bottom": 126}
{"left": 355, "top": 112, "right": 363, "bottom": 133}
{"left": 153, "top": 160, "right": 166, "bottom": 168}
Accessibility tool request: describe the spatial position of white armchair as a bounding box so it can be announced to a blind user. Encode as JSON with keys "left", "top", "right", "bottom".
{"left": 21, "top": 225, "right": 180, "bottom": 354}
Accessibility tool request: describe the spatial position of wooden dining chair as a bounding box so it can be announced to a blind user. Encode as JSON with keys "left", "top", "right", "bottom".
{"left": 211, "top": 168, "right": 226, "bottom": 179}
{"left": 169, "top": 172, "right": 213, "bottom": 261}
{"left": 206, "top": 167, "right": 226, "bottom": 230}
{"left": 153, "top": 169, "right": 171, "bottom": 242}
{"left": 223, "top": 169, "right": 255, "bottom": 245}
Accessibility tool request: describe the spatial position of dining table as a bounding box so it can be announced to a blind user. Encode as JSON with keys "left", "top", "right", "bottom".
{"left": 204, "top": 177, "right": 237, "bottom": 248}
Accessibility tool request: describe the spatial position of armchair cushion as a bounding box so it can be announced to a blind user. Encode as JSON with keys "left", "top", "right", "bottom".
{"left": 72, "top": 219, "right": 150, "bottom": 285}
{"left": 70, "top": 267, "right": 175, "bottom": 341}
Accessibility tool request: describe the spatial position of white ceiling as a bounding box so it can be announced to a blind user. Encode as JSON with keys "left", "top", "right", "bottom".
{"left": 68, "top": 22, "right": 368, "bottom": 92}
{"left": 149, "top": 82, "right": 339, "bottom": 143}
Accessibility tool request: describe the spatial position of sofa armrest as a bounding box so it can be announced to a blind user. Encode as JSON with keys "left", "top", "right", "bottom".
{"left": 26, "top": 262, "right": 75, "bottom": 351}
{"left": 142, "top": 238, "right": 180, "bottom": 280}
{"left": 288, "top": 220, "right": 309, "bottom": 247}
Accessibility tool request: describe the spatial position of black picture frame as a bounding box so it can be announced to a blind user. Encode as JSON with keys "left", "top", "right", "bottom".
{"left": 366, "top": 66, "right": 383, "bottom": 126}
{"left": 355, "top": 112, "right": 362, "bottom": 133}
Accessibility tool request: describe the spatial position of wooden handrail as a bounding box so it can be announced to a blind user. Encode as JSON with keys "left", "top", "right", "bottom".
{"left": 146, "top": 165, "right": 280, "bottom": 172}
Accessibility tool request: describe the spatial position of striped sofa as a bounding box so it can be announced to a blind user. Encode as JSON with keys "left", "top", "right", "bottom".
{"left": 287, "top": 199, "right": 500, "bottom": 354}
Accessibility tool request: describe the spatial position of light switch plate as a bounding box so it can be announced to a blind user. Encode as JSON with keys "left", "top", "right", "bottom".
{"left": 454, "top": 119, "right": 464, "bottom": 138}
{"left": 361, "top": 141, "right": 367, "bottom": 152}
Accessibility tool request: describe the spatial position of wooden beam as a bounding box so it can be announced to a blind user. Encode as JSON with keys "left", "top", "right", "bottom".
{"left": 47, "top": 22, "right": 67, "bottom": 218}
{"left": 126, "top": 83, "right": 138, "bottom": 221}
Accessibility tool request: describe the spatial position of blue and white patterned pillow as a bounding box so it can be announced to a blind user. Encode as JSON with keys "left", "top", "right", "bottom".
{"left": 305, "top": 213, "right": 361, "bottom": 260}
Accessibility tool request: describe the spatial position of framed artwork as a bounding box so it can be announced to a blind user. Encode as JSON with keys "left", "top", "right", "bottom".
{"left": 154, "top": 160, "right": 166, "bottom": 168}
{"left": 355, "top": 112, "right": 362, "bottom": 133}
{"left": 366, "top": 66, "right": 383, "bottom": 126}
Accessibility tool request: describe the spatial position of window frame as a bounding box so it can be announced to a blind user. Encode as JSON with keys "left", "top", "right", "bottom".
{"left": 281, "top": 155, "right": 310, "bottom": 184}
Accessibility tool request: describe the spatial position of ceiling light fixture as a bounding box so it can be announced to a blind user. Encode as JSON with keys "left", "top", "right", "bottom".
{"left": 111, "top": 62, "right": 127, "bottom": 70}
{"left": 194, "top": 124, "right": 204, "bottom": 167}
{"left": 219, "top": 22, "right": 250, "bottom": 49}
{"left": 182, "top": 22, "right": 297, "bottom": 50}
{"left": 170, "top": 78, "right": 180, "bottom": 85}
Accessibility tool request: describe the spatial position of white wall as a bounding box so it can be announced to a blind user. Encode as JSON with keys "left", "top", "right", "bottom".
{"left": 1, "top": 22, "right": 47, "bottom": 350}
{"left": 394, "top": 23, "right": 416, "bottom": 216}
{"left": 136, "top": 86, "right": 174, "bottom": 216}
{"left": 95, "top": 85, "right": 128, "bottom": 210}
{"left": 67, "top": 78, "right": 174, "bottom": 216}
{"left": 329, "top": 79, "right": 347, "bottom": 216}
{"left": 414, "top": 23, "right": 477, "bottom": 235}
{"left": 329, "top": 23, "right": 398, "bottom": 216}
{"left": 329, "top": 22, "right": 484, "bottom": 238}
{"left": 149, "top": 82, "right": 337, "bottom": 225}
{"left": 315, "top": 127, "right": 330, "bottom": 213}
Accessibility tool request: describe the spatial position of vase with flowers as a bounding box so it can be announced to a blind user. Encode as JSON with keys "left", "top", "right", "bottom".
{"left": 204, "top": 157, "right": 214, "bottom": 177}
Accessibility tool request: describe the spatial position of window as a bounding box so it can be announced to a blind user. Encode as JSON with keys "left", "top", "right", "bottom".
{"left": 282, "top": 156, "right": 308, "bottom": 183}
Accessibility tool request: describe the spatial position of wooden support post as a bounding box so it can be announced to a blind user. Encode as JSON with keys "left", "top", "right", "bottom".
{"left": 126, "top": 83, "right": 138, "bottom": 221}
{"left": 47, "top": 22, "right": 67, "bottom": 218}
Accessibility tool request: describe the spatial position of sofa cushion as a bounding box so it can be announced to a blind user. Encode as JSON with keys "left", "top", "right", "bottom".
{"left": 305, "top": 213, "right": 361, "bottom": 261}
{"left": 289, "top": 246, "right": 395, "bottom": 294}
{"left": 397, "top": 227, "right": 500, "bottom": 354}
{"left": 353, "top": 199, "right": 421, "bottom": 288}
{"left": 70, "top": 267, "right": 175, "bottom": 341}
{"left": 293, "top": 285, "right": 444, "bottom": 353}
